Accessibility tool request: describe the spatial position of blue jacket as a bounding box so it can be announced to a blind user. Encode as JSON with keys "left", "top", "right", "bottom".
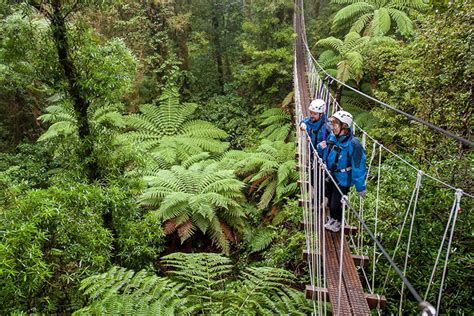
{"left": 300, "top": 115, "right": 330, "bottom": 148}
{"left": 318, "top": 130, "right": 367, "bottom": 192}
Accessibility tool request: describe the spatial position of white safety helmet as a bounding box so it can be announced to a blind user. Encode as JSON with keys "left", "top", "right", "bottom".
{"left": 331, "top": 110, "right": 353, "bottom": 128}
{"left": 308, "top": 99, "right": 326, "bottom": 114}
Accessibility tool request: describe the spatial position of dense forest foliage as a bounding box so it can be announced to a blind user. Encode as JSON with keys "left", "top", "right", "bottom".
{"left": 0, "top": 0, "right": 472, "bottom": 314}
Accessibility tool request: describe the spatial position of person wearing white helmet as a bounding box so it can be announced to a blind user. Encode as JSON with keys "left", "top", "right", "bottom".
{"left": 299, "top": 99, "right": 331, "bottom": 187}
{"left": 317, "top": 110, "right": 367, "bottom": 232}
{"left": 299, "top": 99, "right": 330, "bottom": 150}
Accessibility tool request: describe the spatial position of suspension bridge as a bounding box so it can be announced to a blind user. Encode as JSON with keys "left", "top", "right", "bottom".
{"left": 293, "top": 0, "right": 472, "bottom": 315}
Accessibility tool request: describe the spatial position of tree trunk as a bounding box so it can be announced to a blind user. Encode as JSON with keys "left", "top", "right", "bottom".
{"left": 211, "top": 0, "right": 225, "bottom": 93}
{"left": 222, "top": 8, "right": 232, "bottom": 81}
{"left": 172, "top": 2, "right": 190, "bottom": 71}
{"left": 314, "top": 0, "right": 321, "bottom": 17}
{"left": 49, "top": 2, "right": 99, "bottom": 180}
{"left": 50, "top": 4, "right": 89, "bottom": 140}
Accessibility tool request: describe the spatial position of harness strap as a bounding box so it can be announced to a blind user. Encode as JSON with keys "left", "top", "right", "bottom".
{"left": 336, "top": 167, "right": 352, "bottom": 173}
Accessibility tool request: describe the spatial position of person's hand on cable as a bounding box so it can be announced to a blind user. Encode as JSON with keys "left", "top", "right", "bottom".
{"left": 300, "top": 122, "right": 307, "bottom": 131}
{"left": 318, "top": 140, "right": 327, "bottom": 149}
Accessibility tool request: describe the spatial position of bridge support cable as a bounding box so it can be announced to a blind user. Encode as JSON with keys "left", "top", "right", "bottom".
{"left": 399, "top": 171, "right": 424, "bottom": 314}
{"left": 301, "top": 40, "right": 473, "bottom": 147}
{"left": 372, "top": 145, "right": 383, "bottom": 292}
{"left": 435, "top": 190, "right": 462, "bottom": 314}
{"left": 381, "top": 171, "right": 424, "bottom": 293}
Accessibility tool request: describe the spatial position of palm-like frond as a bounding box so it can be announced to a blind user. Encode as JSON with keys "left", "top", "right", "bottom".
{"left": 315, "top": 37, "right": 343, "bottom": 53}
{"left": 332, "top": 0, "right": 425, "bottom": 37}
{"left": 318, "top": 50, "right": 341, "bottom": 70}
{"left": 74, "top": 267, "right": 188, "bottom": 315}
{"left": 388, "top": 0, "right": 428, "bottom": 11}
{"left": 317, "top": 32, "right": 370, "bottom": 84}
{"left": 78, "top": 253, "right": 311, "bottom": 315}
{"left": 345, "top": 51, "right": 364, "bottom": 82}
{"left": 247, "top": 227, "right": 275, "bottom": 253}
{"left": 350, "top": 13, "right": 373, "bottom": 33}
{"left": 227, "top": 141, "right": 298, "bottom": 211}
{"left": 387, "top": 8, "right": 413, "bottom": 37}
{"left": 37, "top": 93, "right": 128, "bottom": 143}
{"left": 333, "top": 2, "right": 374, "bottom": 28}
{"left": 371, "top": 8, "right": 391, "bottom": 36}
{"left": 225, "top": 267, "right": 309, "bottom": 315}
{"left": 140, "top": 160, "right": 245, "bottom": 254}
{"left": 259, "top": 108, "right": 292, "bottom": 141}
{"left": 120, "top": 86, "right": 229, "bottom": 168}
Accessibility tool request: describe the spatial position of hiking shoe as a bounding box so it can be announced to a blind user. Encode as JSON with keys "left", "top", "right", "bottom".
{"left": 324, "top": 217, "right": 335, "bottom": 228}
{"left": 327, "top": 220, "right": 341, "bottom": 232}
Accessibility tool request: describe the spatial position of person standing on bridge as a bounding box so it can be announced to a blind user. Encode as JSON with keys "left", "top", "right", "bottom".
{"left": 318, "top": 110, "right": 367, "bottom": 233}
{"left": 299, "top": 99, "right": 330, "bottom": 187}
{"left": 299, "top": 99, "right": 329, "bottom": 149}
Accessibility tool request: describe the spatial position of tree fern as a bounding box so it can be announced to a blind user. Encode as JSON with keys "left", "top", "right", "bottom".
{"left": 140, "top": 160, "right": 245, "bottom": 254}
{"left": 259, "top": 108, "right": 292, "bottom": 141}
{"left": 223, "top": 140, "right": 298, "bottom": 212}
{"left": 120, "top": 87, "right": 229, "bottom": 169}
{"left": 74, "top": 266, "right": 188, "bottom": 315}
{"left": 316, "top": 32, "right": 370, "bottom": 84}
{"left": 223, "top": 267, "right": 309, "bottom": 315}
{"left": 77, "top": 253, "right": 310, "bottom": 315}
{"left": 37, "top": 94, "right": 127, "bottom": 143}
{"left": 246, "top": 227, "right": 276, "bottom": 253}
{"left": 162, "top": 252, "right": 233, "bottom": 281}
{"left": 332, "top": 0, "right": 427, "bottom": 37}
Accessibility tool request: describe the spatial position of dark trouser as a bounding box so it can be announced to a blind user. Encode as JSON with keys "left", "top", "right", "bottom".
{"left": 325, "top": 179, "right": 350, "bottom": 222}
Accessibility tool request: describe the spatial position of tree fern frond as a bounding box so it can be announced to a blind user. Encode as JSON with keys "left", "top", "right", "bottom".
{"left": 182, "top": 120, "right": 228, "bottom": 139}
{"left": 387, "top": 8, "right": 413, "bottom": 37}
{"left": 371, "top": 8, "right": 391, "bottom": 36}
{"left": 122, "top": 87, "right": 228, "bottom": 168}
{"left": 350, "top": 13, "right": 373, "bottom": 34}
{"left": 248, "top": 227, "right": 275, "bottom": 253}
{"left": 346, "top": 51, "right": 364, "bottom": 82}
{"left": 389, "top": 0, "right": 428, "bottom": 11}
{"left": 318, "top": 49, "right": 341, "bottom": 69}
{"left": 257, "top": 181, "right": 277, "bottom": 209}
{"left": 140, "top": 160, "right": 245, "bottom": 253}
{"left": 316, "top": 37, "right": 343, "bottom": 53}
{"left": 333, "top": 2, "right": 374, "bottom": 28}
{"left": 37, "top": 121, "right": 77, "bottom": 141}
{"left": 181, "top": 152, "right": 211, "bottom": 169}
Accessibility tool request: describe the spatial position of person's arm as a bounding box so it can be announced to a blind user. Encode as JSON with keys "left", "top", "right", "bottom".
{"left": 351, "top": 140, "right": 367, "bottom": 193}
{"left": 317, "top": 141, "right": 327, "bottom": 160}
{"left": 300, "top": 117, "right": 309, "bottom": 131}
